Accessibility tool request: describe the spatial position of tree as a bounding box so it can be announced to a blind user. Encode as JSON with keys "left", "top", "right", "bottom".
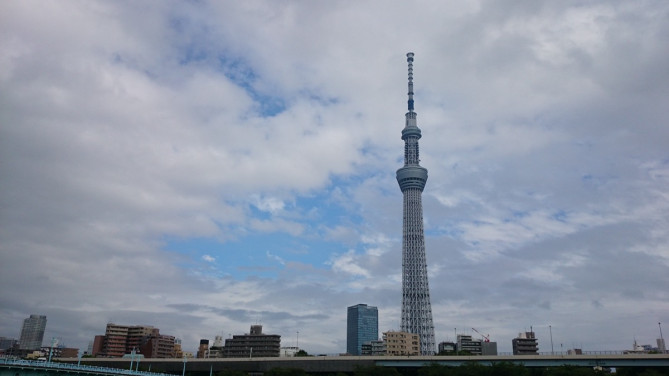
{"left": 354, "top": 365, "right": 402, "bottom": 376}
{"left": 216, "top": 370, "right": 247, "bottom": 376}
{"left": 638, "top": 369, "right": 669, "bottom": 376}
{"left": 418, "top": 363, "right": 454, "bottom": 376}
{"left": 543, "top": 365, "right": 598, "bottom": 376}
{"left": 453, "top": 362, "right": 490, "bottom": 376}
{"left": 264, "top": 367, "right": 308, "bottom": 376}
{"left": 489, "top": 362, "right": 528, "bottom": 376}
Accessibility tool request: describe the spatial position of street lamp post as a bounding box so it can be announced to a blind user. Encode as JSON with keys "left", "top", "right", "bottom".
{"left": 182, "top": 355, "right": 187, "bottom": 376}
{"left": 660, "top": 322, "right": 666, "bottom": 354}
{"left": 549, "top": 325, "right": 554, "bottom": 355}
{"left": 453, "top": 328, "right": 458, "bottom": 354}
{"left": 48, "top": 338, "right": 56, "bottom": 363}
{"left": 129, "top": 348, "right": 135, "bottom": 370}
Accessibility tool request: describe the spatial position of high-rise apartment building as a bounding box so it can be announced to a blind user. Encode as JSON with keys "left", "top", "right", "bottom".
{"left": 397, "top": 52, "right": 436, "bottom": 355}
{"left": 94, "top": 323, "right": 176, "bottom": 358}
{"left": 127, "top": 325, "right": 159, "bottom": 351}
{"left": 19, "top": 314, "right": 47, "bottom": 350}
{"left": 346, "top": 304, "right": 378, "bottom": 355}
{"left": 100, "top": 323, "right": 129, "bottom": 357}
{"left": 141, "top": 334, "right": 176, "bottom": 358}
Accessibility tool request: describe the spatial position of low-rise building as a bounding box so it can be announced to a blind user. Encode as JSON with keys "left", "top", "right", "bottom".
{"left": 173, "top": 338, "right": 183, "bottom": 358}
{"left": 223, "top": 325, "right": 281, "bottom": 358}
{"left": 196, "top": 339, "right": 209, "bottom": 358}
{"left": 383, "top": 331, "right": 419, "bottom": 356}
{"left": 0, "top": 337, "right": 18, "bottom": 351}
{"left": 482, "top": 341, "right": 498, "bottom": 355}
{"left": 457, "top": 335, "right": 482, "bottom": 355}
{"left": 280, "top": 346, "right": 299, "bottom": 357}
{"left": 207, "top": 335, "right": 225, "bottom": 358}
{"left": 41, "top": 346, "right": 79, "bottom": 358}
{"left": 512, "top": 331, "right": 538, "bottom": 355}
{"left": 438, "top": 341, "right": 456, "bottom": 355}
{"left": 361, "top": 340, "right": 385, "bottom": 356}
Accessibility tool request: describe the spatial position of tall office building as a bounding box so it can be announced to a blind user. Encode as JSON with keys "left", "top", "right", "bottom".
{"left": 396, "top": 52, "right": 436, "bottom": 355}
{"left": 19, "top": 314, "right": 47, "bottom": 350}
{"left": 346, "top": 304, "right": 378, "bottom": 355}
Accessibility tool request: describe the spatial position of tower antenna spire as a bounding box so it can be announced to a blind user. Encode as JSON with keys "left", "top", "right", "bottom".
{"left": 407, "top": 52, "right": 415, "bottom": 111}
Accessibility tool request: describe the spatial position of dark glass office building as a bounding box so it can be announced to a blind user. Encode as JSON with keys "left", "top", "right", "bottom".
{"left": 347, "top": 304, "right": 378, "bottom": 355}
{"left": 19, "top": 314, "right": 46, "bottom": 350}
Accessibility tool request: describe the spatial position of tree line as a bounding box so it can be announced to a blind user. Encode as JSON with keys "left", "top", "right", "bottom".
{"left": 210, "top": 362, "right": 668, "bottom": 376}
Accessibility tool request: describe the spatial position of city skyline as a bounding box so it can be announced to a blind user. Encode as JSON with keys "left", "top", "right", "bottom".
{"left": 1, "top": 1, "right": 668, "bottom": 355}
{"left": 2, "top": 314, "right": 666, "bottom": 356}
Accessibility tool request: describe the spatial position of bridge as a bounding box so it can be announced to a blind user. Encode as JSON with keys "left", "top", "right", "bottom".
{"left": 0, "top": 358, "right": 173, "bottom": 376}
{"left": 46, "top": 354, "right": 669, "bottom": 374}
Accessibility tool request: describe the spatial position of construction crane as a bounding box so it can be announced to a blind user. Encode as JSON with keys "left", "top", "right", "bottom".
{"left": 472, "top": 327, "right": 490, "bottom": 342}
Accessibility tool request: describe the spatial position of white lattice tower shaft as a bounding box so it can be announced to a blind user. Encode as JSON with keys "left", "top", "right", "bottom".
{"left": 396, "top": 52, "right": 436, "bottom": 355}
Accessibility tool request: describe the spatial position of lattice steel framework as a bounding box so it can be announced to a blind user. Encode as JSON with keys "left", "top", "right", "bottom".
{"left": 396, "top": 52, "right": 436, "bottom": 355}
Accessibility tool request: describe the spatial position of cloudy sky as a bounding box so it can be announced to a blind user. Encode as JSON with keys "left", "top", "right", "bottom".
{"left": 1, "top": 1, "right": 668, "bottom": 355}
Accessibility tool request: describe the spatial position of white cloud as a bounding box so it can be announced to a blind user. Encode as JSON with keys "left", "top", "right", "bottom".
{"left": 329, "top": 250, "right": 371, "bottom": 279}
{"left": 250, "top": 195, "right": 286, "bottom": 214}
{"left": 266, "top": 251, "right": 285, "bottom": 266}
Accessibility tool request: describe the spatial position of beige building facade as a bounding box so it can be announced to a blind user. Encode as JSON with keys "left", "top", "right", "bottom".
{"left": 383, "top": 331, "right": 420, "bottom": 356}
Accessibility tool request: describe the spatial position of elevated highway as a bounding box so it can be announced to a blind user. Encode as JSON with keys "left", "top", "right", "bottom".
{"left": 55, "top": 354, "right": 669, "bottom": 374}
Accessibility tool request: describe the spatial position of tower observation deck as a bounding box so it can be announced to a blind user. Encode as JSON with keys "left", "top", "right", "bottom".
{"left": 396, "top": 52, "right": 436, "bottom": 355}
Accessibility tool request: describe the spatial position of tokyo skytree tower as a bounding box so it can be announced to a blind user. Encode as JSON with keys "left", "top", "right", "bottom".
{"left": 396, "top": 52, "right": 436, "bottom": 355}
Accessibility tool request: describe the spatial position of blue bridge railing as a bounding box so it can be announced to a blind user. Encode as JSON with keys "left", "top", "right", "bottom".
{"left": 0, "top": 358, "right": 174, "bottom": 376}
